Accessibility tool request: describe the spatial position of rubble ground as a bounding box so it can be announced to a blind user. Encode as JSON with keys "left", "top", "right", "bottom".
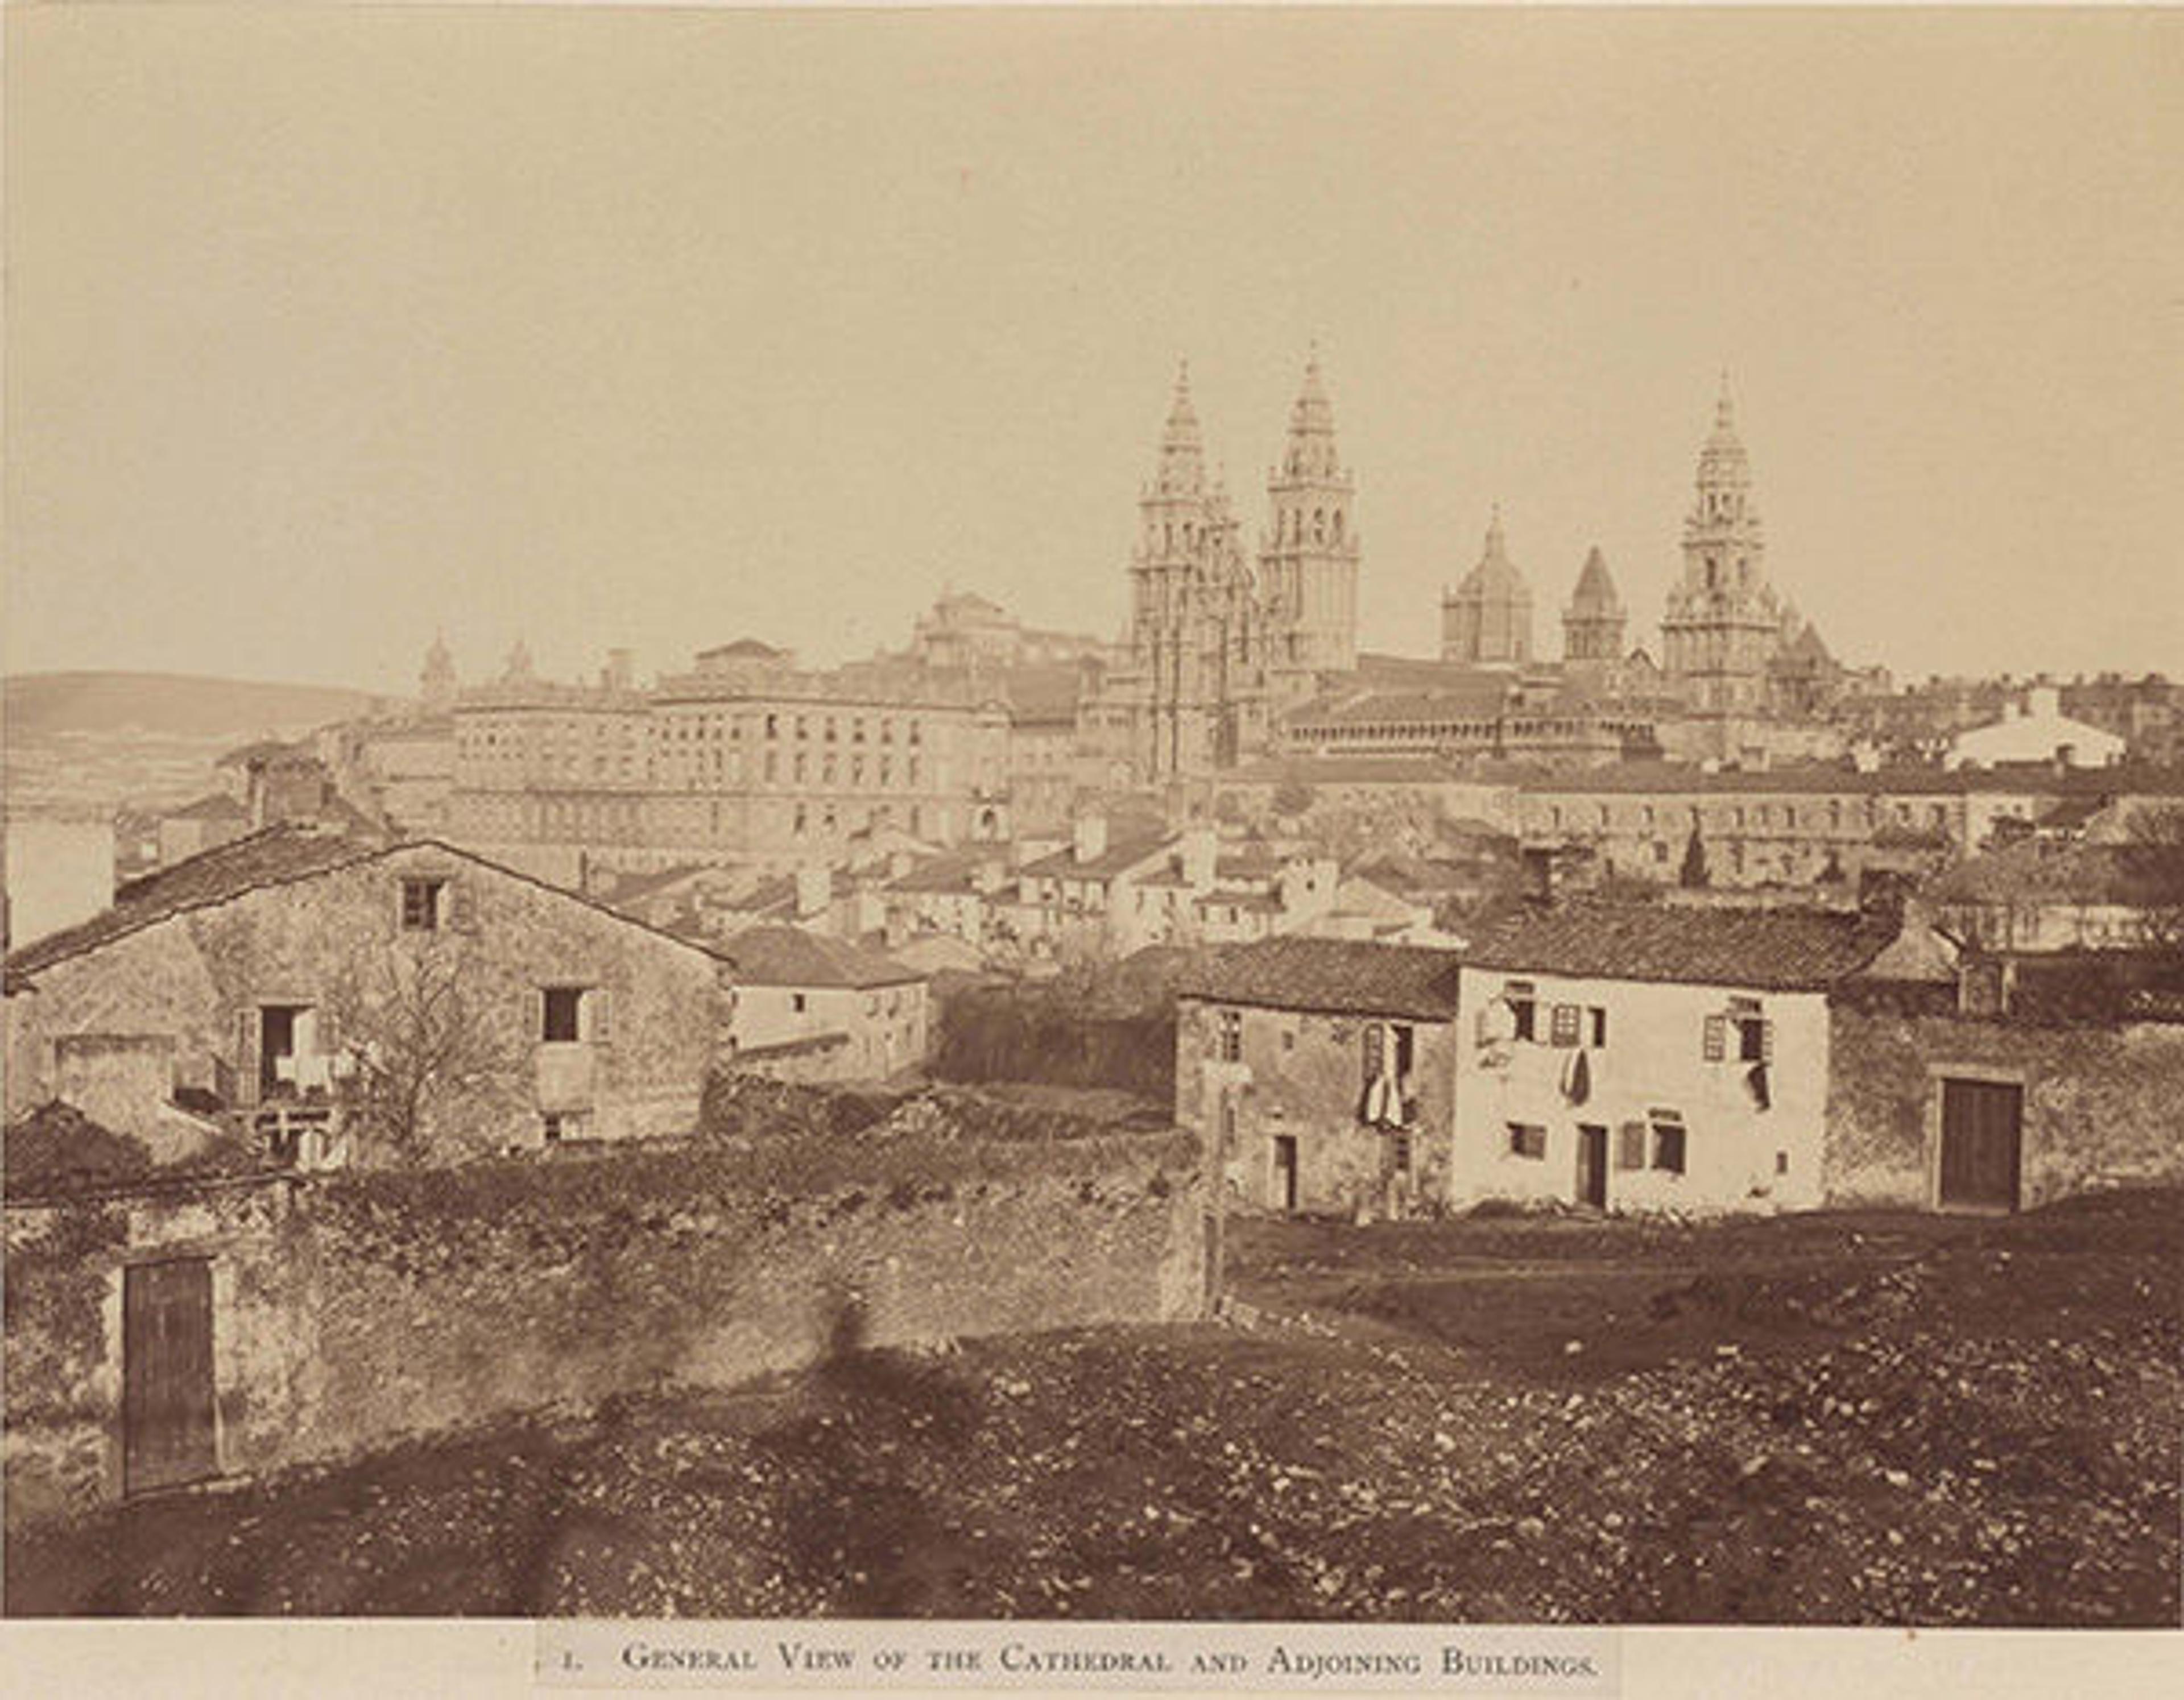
{"left": 9, "top": 1188, "right": 2176, "bottom": 1623}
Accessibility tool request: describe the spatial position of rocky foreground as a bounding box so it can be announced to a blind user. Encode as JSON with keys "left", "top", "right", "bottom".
{"left": 10, "top": 1189, "right": 2176, "bottom": 1623}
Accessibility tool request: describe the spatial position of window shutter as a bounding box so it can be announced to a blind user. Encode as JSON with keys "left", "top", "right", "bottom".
{"left": 448, "top": 877, "right": 475, "bottom": 933}
{"left": 1616, "top": 1123, "right": 1647, "bottom": 1170}
{"left": 1760, "top": 1019, "right": 1774, "bottom": 1063}
{"left": 1361, "top": 1021, "right": 1384, "bottom": 1085}
{"left": 1703, "top": 1014, "right": 1726, "bottom": 1061}
{"left": 588, "top": 987, "right": 613, "bottom": 1044}
{"left": 317, "top": 1004, "right": 340, "bottom": 1057}
{"left": 235, "top": 1007, "right": 260, "bottom": 1107}
{"left": 528, "top": 987, "right": 546, "bottom": 1043}
{"left": 1551, "top": 1003, "right": 1580, "bottom": 1048}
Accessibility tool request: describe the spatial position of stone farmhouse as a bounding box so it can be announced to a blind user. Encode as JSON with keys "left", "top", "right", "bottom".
{"left": 1175, "top": 937, "right": 1465, "bottom": 1218}
{"left": 4, "top": 824, "right": 737, "bottom": 1165}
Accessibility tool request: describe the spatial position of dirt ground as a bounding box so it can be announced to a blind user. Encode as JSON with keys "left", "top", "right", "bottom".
{"left": 9, "top": 1188, "right": 2177, "bottom": 1624}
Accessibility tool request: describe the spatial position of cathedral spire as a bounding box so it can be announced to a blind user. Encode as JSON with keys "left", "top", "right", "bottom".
{"left": 1153, "top": 359, "right": 1205, "bottom": 495}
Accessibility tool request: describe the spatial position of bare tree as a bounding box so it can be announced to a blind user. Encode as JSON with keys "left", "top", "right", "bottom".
{"left": 324, "top": 934, "right": 521, "bottom": 1162}
{"left": 2117, "top": 804, "right": 2184, "bottom": 956}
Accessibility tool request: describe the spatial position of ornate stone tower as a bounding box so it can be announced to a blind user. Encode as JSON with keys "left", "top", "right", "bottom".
{"left": 1260, "top": 348, "right": 1359, "bottom": 688}
{"left": 1111, "top": 363, "right": 1272, "bottom": 782}
{"left": 1660, "top": 377, "right": 1785, "bottom": 714}
{"left": 1441, "top": 507, "right": 1534, "bottom": 666}
{"left": 1561, "top": 546, "right": 1626, "bottom": 670}
{"left": 420, "top": 631, "right": 457, "bottom": 710}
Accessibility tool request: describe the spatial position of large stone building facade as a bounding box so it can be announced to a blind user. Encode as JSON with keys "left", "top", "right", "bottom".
{"left": 442, "top": 642, "right": 1011, "bottom": 883}
{"left": 1086, "top": 355, "right": 1362, "bottom": 787}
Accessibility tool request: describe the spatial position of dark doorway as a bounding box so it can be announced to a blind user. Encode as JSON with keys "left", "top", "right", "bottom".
{"left": 1576, "top": 1124, "right": 1609, "bottom": 1209}
{"left": 258, "top": 1004, "right": 308, "bottom": 1098}
{"left": 123, "top": 1258, "right": 217, "bottom": 1495}
{"left": 1938, "top": 1078, "right": 2023, "bottom": 1211}
{"left": 1271, "top": 1135, "right": 1298, "bottom": 1213}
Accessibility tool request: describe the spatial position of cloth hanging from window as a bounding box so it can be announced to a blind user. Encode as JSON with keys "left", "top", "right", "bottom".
{"left": 1560, "top": 1047, "right": 1591, "bottom": 1106}
{"left": 1744, "top": 1062, "right": 1771, "bottom": 1111}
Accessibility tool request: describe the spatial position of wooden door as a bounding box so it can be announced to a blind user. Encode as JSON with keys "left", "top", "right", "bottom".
{"left": 1271, "top": 1135, "right": 1298, "bottom": 1213}
{"left": 123, "top": 1258, "right": 217, "bottom": 1495}
{"left": 1938, "top": 1078, "right": 2023, "bottom": 1211}
{"left": 1576, "top": 1124, "right": 1609, "bottom": 1209}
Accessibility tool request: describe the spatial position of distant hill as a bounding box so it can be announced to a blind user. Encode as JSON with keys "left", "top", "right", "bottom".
{"left": 4, "top": 672, "right": 380, "bottom": 742}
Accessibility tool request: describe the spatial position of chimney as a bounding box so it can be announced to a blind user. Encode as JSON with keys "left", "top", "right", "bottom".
{"left": 2026, "top": 684, "right": 2061, "bottom": 723}
{"left": 1178, "top": 825, "right": 1216, "bottom": 888}
{"left": 1073, "top": 814, "right": 1107, "bottom": 865}
{"left": 795, "top": 863, "right": 830, "bottom": 921}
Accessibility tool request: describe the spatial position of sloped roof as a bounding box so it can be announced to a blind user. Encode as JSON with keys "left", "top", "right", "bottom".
{"left": 1178, "top": 937, "right": 1463, "bottom": 1020}
{"left": 6, "top": 825, "right": 735, "bottom": 985}
{"left": 1019, "top": 829, "right": 1171, "bottom": 881}
{"left": 885, "top": 846, "right": 1002, "bottom": 895}
{"left": 727, "top": 925, "right": 925, "bottom": 990}
{"left": 1465, "top": 901, "right": 1897, "bottom": 991}
{"left": 697, "top": 638, "right": 789, "bottom": 661}
{"left": 1568, "top": 546, "right": 1621, "bottom": 611}
{"left": 164, "top": 792, "right": 250, "bottom": 824}
{"left": 999, "top": 663, "right": 1082, "bottom": 724}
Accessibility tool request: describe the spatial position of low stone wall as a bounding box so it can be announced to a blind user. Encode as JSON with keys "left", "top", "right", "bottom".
{"left": 4, "top": 1123, "right": 1205, "bottom": 1530}
{"left": 1825, "top": 992, "right": 2184, "bottom": 1209}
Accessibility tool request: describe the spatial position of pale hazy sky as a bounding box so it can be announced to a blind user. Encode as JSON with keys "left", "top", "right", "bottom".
{"left": 6, "top": 6, "right": 2179, "bottom": 697}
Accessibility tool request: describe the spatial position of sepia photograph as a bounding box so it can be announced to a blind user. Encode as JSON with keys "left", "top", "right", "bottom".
{"left": 2, "top": 2, "right": 2179, "bottom": 1692}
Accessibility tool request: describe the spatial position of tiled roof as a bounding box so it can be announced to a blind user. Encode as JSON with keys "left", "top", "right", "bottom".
{"left": 1494, "top": 759, "right": 2184, "bottom": 799}
{"left": 1019, "top": 830, "right": 1171, "bottom": 881}
{"left": 999, "top": 663, "right": 1082, "bottom": 725}
{"left": 885, "top": 847, "right": 1001, "bottom": 896}
{"left": 6, "top": 825, "right": 735, "bottom": 985}
{"left": 727, "top": 925, "right": 925, "bottom": 989}
{"left": 1178, "top": 937, "right": 1463, "bottom": 1021}
{"left": 1225, "top": 755, "right": 1461, "bottom": 787}
{"left": 164, "top": 792, "right": 250, "bottom": 823}
{"left": 9, "top": 826, "right": 383, "bottom": 981}
{"left": 1465, "top": 901, "right": 1897, "bottom": 991}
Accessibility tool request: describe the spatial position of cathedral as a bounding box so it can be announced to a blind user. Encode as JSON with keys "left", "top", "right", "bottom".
{"left": 1088, "top": 354, "right": 1360, "bottom": 785}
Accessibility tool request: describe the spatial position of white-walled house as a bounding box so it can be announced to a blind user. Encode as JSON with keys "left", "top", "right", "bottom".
{"left": 1453, "top": 904, "right": 1895, "bottom": 1214}
{"left": 725, "top": 925, "right": 929, "bottom": 1082}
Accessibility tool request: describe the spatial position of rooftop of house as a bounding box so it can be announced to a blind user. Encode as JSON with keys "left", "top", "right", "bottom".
{"left": 884, "top": 846, "right": 1004, "bottom": 896}
{"left": 727, "top": 925, "right": 925, "bottom": 991}
{"left": 1466, "top": 901, "right": 1900, "bottom": 991}
{"left": 1226, "top": 754, "right": 1463, "bottom": 788}
{"left": 998, "top": 662, "right": 1083, "bottom": 726}
{"left": 1019, "top": 829, "right": 1172, "bottom": 882}
{"left": 6, "top": 823, "right": 735, "bottom": 987}
{"left": 1178, "top": 936, "right": 1464, "bottom": 1021}
{"left": 163, "top": 792, "right": 250, "bottom": 824}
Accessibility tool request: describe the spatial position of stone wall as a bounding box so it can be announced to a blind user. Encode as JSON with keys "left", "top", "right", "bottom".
{"left": 1825, "top": 991, "right": 2184, "bottom": 1209}
{"left": 3, "top": 1124, "right": 1203, "bottom": 1530}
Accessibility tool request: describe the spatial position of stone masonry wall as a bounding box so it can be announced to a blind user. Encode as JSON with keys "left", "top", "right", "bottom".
{"left": 3, "top": 1127, "right": 1204, "bottom": 1530}
{"left": 1825, "top": 999, "right": 2184, "bottom": 1209}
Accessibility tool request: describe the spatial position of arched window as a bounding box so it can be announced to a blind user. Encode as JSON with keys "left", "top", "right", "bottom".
{"left": 1331, "top": 510, "right": 1344, "bottom": 542}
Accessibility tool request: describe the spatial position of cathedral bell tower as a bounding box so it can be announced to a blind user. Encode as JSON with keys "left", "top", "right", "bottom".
{"left": 1259, "top": 347, "right": 1359, "bottom": 681}
{"left": 1661, "top": 375, "right": 1784, "bottom": 715}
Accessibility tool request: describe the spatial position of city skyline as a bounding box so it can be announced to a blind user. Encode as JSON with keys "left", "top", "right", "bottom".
{"left": 6, "top": 7, "right": 2180, "bottom": 700}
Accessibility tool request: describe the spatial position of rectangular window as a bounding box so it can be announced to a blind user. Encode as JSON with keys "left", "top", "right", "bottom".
{"left": 399, "top": 878, "right": 445, "bottom": 932}
{"left": 1587, "top": 1007, "right": 1608, "bottom": 1048}
{"left": 1651, "top": 1120, "right": 1687, "bottom": 1174}
{"left": 791, "top": 992, "right": 809, "bottom": 1015}
{"left": 1217, "top": 1008, "right": 1243, "bottom": 1063}
{"left": 1739, "top": 1017, "right": 1774, "bottom": 1064}
{"left": 1549, "top": 1003, "right": 1581, "bottom": 1048}
{"left": 1507, "top": 1123, "right": 1547, "bottom": 1161}
{"left": 1702, "top": 1014, "right": 1727, "bottom": 1061}
{"left": 541, "top": 986, "right": 584, "bottom": 1043}
{"left": 1505, "top": 982, "right": 1537, "bottom": 1043}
